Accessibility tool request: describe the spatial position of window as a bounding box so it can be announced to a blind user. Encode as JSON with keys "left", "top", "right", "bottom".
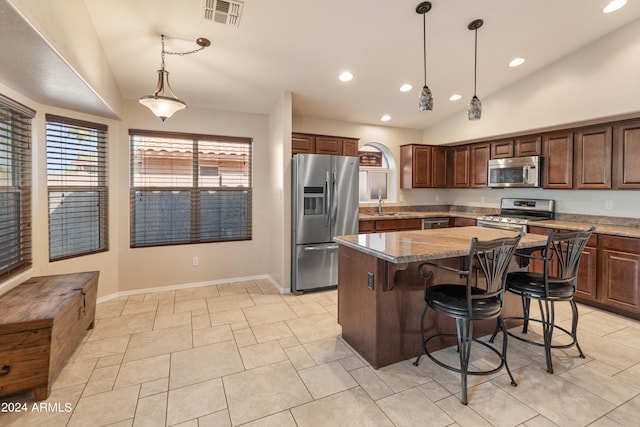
{"left": 0, "top": 94, "right": 34, "bottom": 280}
{"left": 129, "top": 129, "right": 252, "bottom": 248}
{"left": 46, "top": 115, "right": 108, "bottom": 261}
{"left": 358, "top": 143, "right": 395, "bottom": 202}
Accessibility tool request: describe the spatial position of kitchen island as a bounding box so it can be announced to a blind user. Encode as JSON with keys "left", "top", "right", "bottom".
{"left": 335, "top": 226, "right": 549, "bottom": 369}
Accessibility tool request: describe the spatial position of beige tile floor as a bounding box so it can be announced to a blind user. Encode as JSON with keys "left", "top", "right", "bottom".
{"left": 2, "top": 279, "right": 640, "bottom": 426}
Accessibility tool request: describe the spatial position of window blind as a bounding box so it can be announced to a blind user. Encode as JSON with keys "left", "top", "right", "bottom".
{"left": 0, "top": 94, "right": 34, "bottom": 280}
{"left": 129, "top": 129, "right": 252, "bottom": 248}
{"left": 46, "top": 114, "right": 108, "bottom": 261}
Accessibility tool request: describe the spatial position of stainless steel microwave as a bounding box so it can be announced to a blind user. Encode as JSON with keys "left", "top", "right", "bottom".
{"left": 488, "top": 156, "right": 541, "bottom": 188}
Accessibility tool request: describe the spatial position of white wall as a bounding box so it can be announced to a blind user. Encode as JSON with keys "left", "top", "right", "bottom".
{"left": 422, "top": 18, "right": 640, "bottom": 145}
{"left": 421, "top": 18, "right": 640, "bottom": 218}
{"left": 116, "top": 100, "right": 272, "bottom": 294}
{"left": 292, "top": 116, "right": 445, "bottom": 207}
{"left": 0, "top": 82, "right": 122, "bottom": 298}
{"left": 267, "top": 92, "right": 293, "bottom": 292}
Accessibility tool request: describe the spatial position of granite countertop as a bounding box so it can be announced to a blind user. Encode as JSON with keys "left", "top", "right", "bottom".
{"left": 335, "top": 226, "right": 549, "bottom": 264}
{"left": 359, "top": 211, "right": 640, "bottom": 239}
{"left": 358, "top": 211, "right": 478, "bottom": 221}
{"left": 527, "top": 220, "right": 640, "bottom": 239}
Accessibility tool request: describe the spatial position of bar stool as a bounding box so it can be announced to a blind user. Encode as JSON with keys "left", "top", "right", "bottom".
{"left": 413, "top": 233, "right": 523, "bottom": 405}
{"left": 491, "top": 226, "right": 595, "bottom": 374}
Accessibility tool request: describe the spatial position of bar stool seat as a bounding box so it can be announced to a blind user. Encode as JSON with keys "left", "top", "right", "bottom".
{"left": 414, "top": 232, "right": 524, "bottom": 405}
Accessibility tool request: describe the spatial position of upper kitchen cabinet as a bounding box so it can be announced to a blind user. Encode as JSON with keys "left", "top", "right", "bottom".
{"left": 316, "top": 136, "right": 344, "bottom": 155}
{"left": 291, "top": 133, "right": 359, "bottom": 156}
{"left": 543, "top": 131, "right": 573, "bottom": 189}
{"left": 400, "top": 144, "right": 447, "bottom": 189}
{"left": 514, "top": 135, "right": 542, "bottom": 157}
{"left": 449, "top": 145, "right": 470, "bottom": 188}
{"left": 613, "top": 119, "right": 640, "bottom": 189}
{"left": 470, "top": 143, "right": 490, "bottom": 188}
{"left": 574, "top": 125, "right": 612, "bottom": 189}
{"left": 292, "top": 133, "right": 315, "bottom": 155}
{"left": 490, "top": 140, "right": 514, "bottom": 159}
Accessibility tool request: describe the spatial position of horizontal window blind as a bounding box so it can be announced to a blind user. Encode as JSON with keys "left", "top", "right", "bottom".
{"left": 129, "top": 129, "right": 252, "bottom": 247}
{"left": 46, "top": 114, "right": 108, "bottom": 261}
{"left": 0, "top": 94, "right": 34, "bottom": 280}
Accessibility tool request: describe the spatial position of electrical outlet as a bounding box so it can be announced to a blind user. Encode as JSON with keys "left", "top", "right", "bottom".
{"left": 605, "top": 200, "right": 613, "bottom": 210}
{"left": 192, "top": 256, "right": 199, "bottom": 266}
{"left": 367, "top": 272, "right": 374, "bottom": 290}
{"left": 399, "top": 194, "right": 404, "bottom": 202}
{"left": 480, "top": 196, "right": 486, "bottom": 203}
{"left": 435, "top": 193, "right": 440, "bottom": 202}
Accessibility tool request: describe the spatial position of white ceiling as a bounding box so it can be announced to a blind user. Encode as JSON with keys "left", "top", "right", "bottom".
{"left": 8, "top": 1, "right": 640, "bottom": 129}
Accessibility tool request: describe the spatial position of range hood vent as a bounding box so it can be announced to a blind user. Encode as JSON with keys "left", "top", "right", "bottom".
{"left": 203, "top": 0, "right": 244, "bottom": 27}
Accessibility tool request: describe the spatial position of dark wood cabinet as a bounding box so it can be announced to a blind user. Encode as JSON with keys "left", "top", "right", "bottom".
{"left": 491, "top": 140, "right": 514, "bottom": 159}
{"left": 400, "top": 144, "right": 447, "bottom": 189}
{"left": 316, "top": 136, "right": 343, "bottom": 155}
{"left": 574, "top": 126, "right": 612, "bottom": 189}
{"left": 401, "top": 144, "right": 430, "bottom": 188}
{"left": 576, "top": 235, "right": 598, "bottom": 302}
{"left": 451, "top": 217, "right": 477, "bottom": 227}
{"left": 449, "top": 146, "right": 470, "bottom": 188}
{"left": 613, "top": 120, "right": 640, "bottom": 189}
{"left": 342, "top": 138, "right": 358, "bottom": 156}
{"left": 292, "top": 133, "right": 315, "bottom": 154}
{"left": 470, "top": 143, "right": 490, "bottom": 188}
{"left": 600, "top": 235, "right": 640, "bottom": 315}
{"left": 543, "top": 131, "right": 574, "bottom": 189}
{"left": 515, "top": 135, "right": 542, "bottom": 157}
{"left": 291, "top": 133, "right": 359, "bottom": 156}
{"left": 358, "top": 220, "right": 375, "bottom": 234}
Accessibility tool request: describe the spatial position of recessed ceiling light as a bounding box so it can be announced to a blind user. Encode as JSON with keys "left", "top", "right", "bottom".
{"left": 380, "top": 115, "right": 391, "bottom": 122}
{"left": 400, "top": 84, "right": 413, "bottom": 92}
{"left": 449, "top": 94, "right": 462, "bottom": 101}
{"left": 509, "top": 57, "right": 526, "bottom": 67}
{"left": 602, "top": 0, "right": 627, "bottom": 13}
{"left": 339, "top": 71, "right": 353, "bottom": 82}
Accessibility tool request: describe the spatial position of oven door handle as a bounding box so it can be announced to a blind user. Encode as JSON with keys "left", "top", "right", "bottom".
{"left": 478, "top": 222, "right": 526, "bottom": 232}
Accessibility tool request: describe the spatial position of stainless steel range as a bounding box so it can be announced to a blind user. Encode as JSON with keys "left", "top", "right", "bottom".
{"left": 476, "top": 198, "right": 555, "bottom": 232}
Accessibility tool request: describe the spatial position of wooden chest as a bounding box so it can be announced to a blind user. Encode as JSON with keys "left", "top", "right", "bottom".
{"left": 0, "top": 271, "right": 98, "bottom": 400}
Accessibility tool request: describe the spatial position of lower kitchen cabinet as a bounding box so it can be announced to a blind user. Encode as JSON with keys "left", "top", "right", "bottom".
{"left": 451, "top": 217, "right": 476, "bottom": 227}
{"left": 600, "top": 235, "right": 640, "bottom": 315}
{"left": 529, "top": 226, "right": 640, "bottom": 319}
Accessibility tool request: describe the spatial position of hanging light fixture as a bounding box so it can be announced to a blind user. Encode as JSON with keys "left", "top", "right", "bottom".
{"left": 139, "top": 34, "right": 211, "bottom": 121}
{"left": 467, "top": 19, "right": 483, "bottom": 120}
{"left": 416, "top": 2, "right": 433, "bottom": 112}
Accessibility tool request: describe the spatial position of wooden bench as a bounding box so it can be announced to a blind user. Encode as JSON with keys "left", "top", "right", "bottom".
{"left": 0, "top": 271, "right": 98, "bottom": 401}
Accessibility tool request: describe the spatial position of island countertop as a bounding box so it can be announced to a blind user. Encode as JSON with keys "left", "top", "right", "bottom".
{"left": 335, "top": 226, "right": 549, "bottom": 264}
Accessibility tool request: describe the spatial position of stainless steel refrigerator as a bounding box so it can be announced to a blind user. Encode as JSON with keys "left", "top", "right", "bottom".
{"left": 291, "top": 154, "right": 359, "bottom": 293}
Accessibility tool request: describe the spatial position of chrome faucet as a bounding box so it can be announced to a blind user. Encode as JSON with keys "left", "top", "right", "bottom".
{"left": 377, "top": 189, "right": 384, "bottom": 215}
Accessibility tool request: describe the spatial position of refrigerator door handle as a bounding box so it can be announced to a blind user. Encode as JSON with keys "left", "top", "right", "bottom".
{"left": 331, "top": 171, "right": 338, "bottom": 225}
{"left": 304, "top": 244, "right": 339, "bottom": 251}
{"left": 324, "top": 171, "right": 331, "bottom": 225}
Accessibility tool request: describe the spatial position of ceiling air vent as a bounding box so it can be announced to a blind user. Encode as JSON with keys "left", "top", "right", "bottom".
{"left": 203, "top": 0, "right": 244, "bottom": 27}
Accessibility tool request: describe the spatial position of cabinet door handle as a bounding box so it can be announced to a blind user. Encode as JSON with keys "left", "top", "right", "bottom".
{"left": 0, "top": 365, "right": 10, "bottom": 376}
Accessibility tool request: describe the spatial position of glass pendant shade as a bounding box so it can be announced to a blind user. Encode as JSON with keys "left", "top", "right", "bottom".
{"left": 468, "top": 95, "right": 482, "bottom": 120}
{"left": 418, "top": 85, "right": 433, "bottom": 112}
{"left": 139, "top": 69, "right": 186, "bottom": 121}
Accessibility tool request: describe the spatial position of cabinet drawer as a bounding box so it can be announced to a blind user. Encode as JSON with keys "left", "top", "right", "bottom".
{"left": 375, "top": 219, "right": 421, "bottom": 231}
{"left": 359, "top": 220, "right": 375, "bottom": 233}
{"left": 601, "top": 235, "right": 640, "bottom": 253}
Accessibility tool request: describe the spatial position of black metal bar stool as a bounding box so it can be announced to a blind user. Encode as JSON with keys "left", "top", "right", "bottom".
{"left": 490, "top": 226, "right": 595, "bottom": 374}
{"left": 413, "top": 233, "right": 523, "bottom": 405}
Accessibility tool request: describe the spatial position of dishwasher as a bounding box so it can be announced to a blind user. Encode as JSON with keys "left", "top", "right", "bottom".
{"left": 421, "top": 218, "right": 449, "bottom": 229}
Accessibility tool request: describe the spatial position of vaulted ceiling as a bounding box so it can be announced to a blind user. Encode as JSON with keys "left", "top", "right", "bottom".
{"left": 3, "top": 1, "right": 640, "bottom": 129}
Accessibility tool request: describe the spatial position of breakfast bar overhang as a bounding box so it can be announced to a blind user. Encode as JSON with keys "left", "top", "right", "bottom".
{"left": 335, "top": 226, "right": 549, "bottom": 369}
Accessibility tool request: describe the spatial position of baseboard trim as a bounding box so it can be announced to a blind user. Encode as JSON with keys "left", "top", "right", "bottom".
{"left": 97, "top": 274, "right": 287, "bottom": 304}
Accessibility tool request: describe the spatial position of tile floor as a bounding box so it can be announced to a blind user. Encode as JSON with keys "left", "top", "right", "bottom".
{"left": 2, "top": 279, "right": 640, "bottom": 426}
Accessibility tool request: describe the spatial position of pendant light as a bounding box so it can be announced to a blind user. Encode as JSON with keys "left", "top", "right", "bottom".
{"left": 139, "top": 35, "right": 211, "bottom": 121}
{"left": 467, "top": 19, "right": 483, "bottom": 121}
{"left": 416, "top": 2, "right": 433, "bottom": 112}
